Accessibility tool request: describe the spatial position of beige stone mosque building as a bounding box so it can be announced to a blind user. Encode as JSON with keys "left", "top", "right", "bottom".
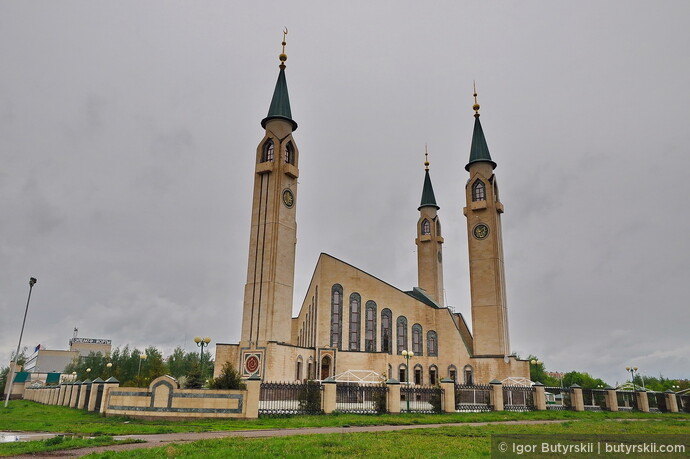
{"left": 215, "top": 39, "right": 529, "bottom": 385}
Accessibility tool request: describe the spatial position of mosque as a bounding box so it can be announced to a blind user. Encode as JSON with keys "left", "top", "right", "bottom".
{"left": 214, "top": 36, "right": 529, "bottom": 385}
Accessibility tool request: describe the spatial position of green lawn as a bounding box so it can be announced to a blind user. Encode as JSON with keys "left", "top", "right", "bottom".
{"left": 79, "top": 419, "right": 690, "bottom": 458}
{"left": 1, "top": 401, "right": 688, "bottom": 458}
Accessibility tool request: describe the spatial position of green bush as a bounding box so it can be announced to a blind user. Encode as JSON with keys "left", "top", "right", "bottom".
{"left": 209, "top": 362, "right": 246, "bottom": 390}
{"left": 298, "top": 381, "right": 322, "bottom": 413}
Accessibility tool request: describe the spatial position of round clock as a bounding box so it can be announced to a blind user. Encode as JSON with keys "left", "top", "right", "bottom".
{"left": 282, "top": 189, "right": 294, "bottom": 208}
{"left": 473, "top": 223, "right": 489, "bottom": 240}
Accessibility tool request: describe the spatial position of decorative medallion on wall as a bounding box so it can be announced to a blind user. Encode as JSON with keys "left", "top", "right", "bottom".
{"left": 241, "top": 351, "right": 263, "bottom": 378}
{"left": 282, "top": 188, "right": 295, "bottom": 208}
{"left": 472, "top": 223, "right": 490, "bottom": 240}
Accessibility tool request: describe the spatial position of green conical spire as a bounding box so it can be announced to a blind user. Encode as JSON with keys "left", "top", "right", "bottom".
{"left": 261, "top": 30, "right": 298, "bottom": 131}
{"left": 419, "top": 153, "right": 439, "bottom": 210}
{"left": 261, "top": 67, "right": 298, "bottom": 131}
{"left": 465, "top": 88, "right": 496, "bottom": 171}
{"left": 465, "top": 115, "right": 496, "bottom": 171}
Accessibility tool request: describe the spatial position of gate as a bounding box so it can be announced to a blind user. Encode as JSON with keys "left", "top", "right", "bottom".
{"left": 616, "top": 390, "right": 637, "bottom": 411}
{"left": 259, "top": 381, "right": 323, "bottom": 416}
{"left": 400, "top": 385, "right": 443, "bottom": 413}
{"left": 503, "top": 385, "right": 535, "bottom": 411}
{"left": 335, "top": 383, "right": 388, "bottom": 414}
{"left": 544, "top": 387, "right": 571, "bottom": 410}
{"left": 455, "top": 384, "right": 491, "bottom": 412}
{"left": 582, "top": 388, "right": 607, "bottom": 411}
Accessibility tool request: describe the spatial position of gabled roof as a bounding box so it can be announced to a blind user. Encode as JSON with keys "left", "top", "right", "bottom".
{"left": 465, "top": 115, "right": 496, "bottom": 171}
{"left": 418, "top": 169, "right": 439, "bottom": 210}
{"left": 261, "top": 67, "right": 298, "bottom": 131}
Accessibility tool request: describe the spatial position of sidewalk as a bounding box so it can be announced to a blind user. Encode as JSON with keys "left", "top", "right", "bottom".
{"left": 12, "top": 419, "right": 569, "bottom": 458}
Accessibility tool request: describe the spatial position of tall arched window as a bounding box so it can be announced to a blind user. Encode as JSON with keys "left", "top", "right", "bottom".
{"left": 330, "top": 284, "right": 343, "bottom": 349}
{"left": 365, "top": 300, "right": 377, "bottom": 352}
{"left": 427, "top": 330, "right": 438, "bottom": 357}
{"left": 463, "top": 365, "right": 474, "bottom": 385}
{"left": 398, "top": 363, "right": 407, "bottom": 384}
{"left": 448, "top": 364, "right": 457, "bottom": 382}
{"left": 412, "top": 324, "right": 423, "bottom": 355}
{"left": 261, "top": 138, "right": 274, "bottom": 162}
{"left": 472, "top": 179, "right": 485, "bottom": 201}
{"left": 396, "top": 316, "right": 408, "bottom": 355}
{"left": 429, "top": 365, "right": 438, "bottom": 386}
{"left": 296, "top": 356, "right": 303, "bottom": 381}
{"left": 421, "top": 219, "right": 431, "bottom": 235}
{"left": 381, "top": 308, "right": 392, "bottom": 354}
{"left": 349, "top": 293, "right": 361, "bottom": 351}
{"left": 284, "top": 141, "right": 295, "bottom": 164}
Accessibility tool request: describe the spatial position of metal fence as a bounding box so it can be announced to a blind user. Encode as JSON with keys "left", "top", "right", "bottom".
{"left": 455, "top": 384, "right": 492, "bottom": 412}
{"left": 582, "top": 388, "right": 607, "bottom": 411}
{"left": 401, "top": 385, "right": 443, "bottom": 413}
{"left": 335, "top": 383, "right": 388, "bottom": 414}
{"left": 503, "top": 385, "right": 535, "bottom": 412}
{"left": 616, "top": 390, "right": 637, "bottom": 411}
{"left": 678, "top": 394, "right": 690, "bottom": 413}
{"left": 544, "top": 387, "right": 570, "bottom": 411}
{"left": 259, "top": 381, "right": 324, "bottom": 416}
{"left": 647, "top": 391, "right": 661, "bottom": 413}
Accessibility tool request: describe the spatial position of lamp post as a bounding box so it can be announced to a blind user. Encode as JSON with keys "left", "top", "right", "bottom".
{"left": 71, "top": 371, "right": 77, "bottom": 382}
{"left": 137, "top": 353, "right": 147, "bottom": 386}
{"left": 5, "top": 277, "right": 37, "bottom": 408}
{"left": 106, "top": 362, "right": 112, "bottom": 378}
{"left": 86, "top": 368, "right": 91, "bottom": 379}
{"left": 626, "top": 366, "right": 638, "bottom": 388}
{"left": 194, "top": 337, "right": 211, "bottom": 380}
{"left": 401, "top": 350, "right": 414, "bottom": 412}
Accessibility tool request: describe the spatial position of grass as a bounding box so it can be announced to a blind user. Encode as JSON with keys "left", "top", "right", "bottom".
{"left": 78, "top": 419, "right": 690, "bottom": 458}
{"left": 0, "top": 435, "right": 141, "bottom": 457}
{"left": 1, "top": 401, "right": 688, "bottom": 457}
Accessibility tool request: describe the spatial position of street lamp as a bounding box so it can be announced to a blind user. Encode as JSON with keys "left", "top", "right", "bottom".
{"left": 71, "top": 371, "right": 77, "bottom": 382}
{"left": 626, "top": 366, "right": 638, "bottom": 388}
{"left": 401, "top": 350, "right": 414, "bottom": 412}
{"left": 529, "top": 359, "right": 542, "bottom": 382}
{"left": 137, "top": 353, "right": 148, "bottom": 386}
{"left": 86, "top": 368, "right": 91, "bottom": 379}
{"left": 4, "top": 277, "right": 37, "bottom": 408}
{"left": 106, "top": 362, "right": 113, "bottom": 378}
{"left": 194, "top": 337, "right": 211, "bottom": 380}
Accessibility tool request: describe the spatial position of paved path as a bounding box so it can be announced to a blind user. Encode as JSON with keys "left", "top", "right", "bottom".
{"left": 11, "top": 419, "right": 569, "bottom": 458}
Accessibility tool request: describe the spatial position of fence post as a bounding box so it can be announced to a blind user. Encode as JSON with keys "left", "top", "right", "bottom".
{"left": 636, "top": 390, "right": 650, "bottom": 413}
{"left": 386, "top": 379, "right": 401, "bottom": 414}
{"left": 441, "top": 378, "right": 455, "bottom": 413}
{"left": 570, "top": 385, "right": 584, "bottom": 411}
{"left": 243, "top": 376, "right": 261, "bottom": 419}
{"left": 101, "top": 377, "right": 120, "bottom": 415}
{"left": 322, "top": 377, "right": 337, "bottom": 414}
{"left": 70, "top": 381, "right": 81, "bottom": 408}
{"left": 88, "top": 378, "right": 104, "bottom": 411}
{"left": 533, "top": 382, "right": 546, "bottom": 410}
{"left": 606, "top": 387, "right": 618, "bottom": 412}
{"left": 57, "top": 384, "right": 68, "bottom": 406}
{"left": 490, "top": 379, "right": 503, "bottom": 411}
{"left": 665, "top": 390, "right": 679, "bottom": 413}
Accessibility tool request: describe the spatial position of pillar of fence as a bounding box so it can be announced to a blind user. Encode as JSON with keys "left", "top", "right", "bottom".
{"left": 636, "top": 390, "right": 650, "bottom": 412}
{"left": 57, "top": 384, "right": 67, "bottom": 405}
{"left": 441, "top": 378, "right": 455, "bottom": 413}
{"left": 665, "top": 390, "right": 679, "bottom": 413}
{"left": 570, "top": 385, "right": 584, "bottom": 412}
{"left": 533, "top": 382, "right": 546, "bottom": 410}
{"left": 490, "top": 379, "right": 503, "bottom": 411}
{"left": 606, "top": 387, "right": 618, "bottom": 411}
{"left": 69, "top": 382, "right": 81, "bottom": 408}
{"left": 50, "top": 387, "right": 58, "bottom": 405}
{"left": 243, "top": 376, "right": 261, "bottom": 419}
{"left": 322, "top": 377, "right": 337, "bottom": 414}
{"left": 100, "top": 377, "right": 120, "bottom": 415}
{"left": 87, "top": 378, "right": 104, "bottom": 411}
{"left": 62, "top": 383, "right": 73, "bottom": 406}
{"left": 386, "top": 379, "right": 401, "bottom": 414}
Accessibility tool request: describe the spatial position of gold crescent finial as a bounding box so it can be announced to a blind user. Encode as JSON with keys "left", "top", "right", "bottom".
{"left": 424, "top": 144, "right": 430, "bottom": 171}
{"left": 473, "top": 81, "right": 480, "bottom": 118}
{"left": 279, "top": 28, "right": 288, "bottom": 69}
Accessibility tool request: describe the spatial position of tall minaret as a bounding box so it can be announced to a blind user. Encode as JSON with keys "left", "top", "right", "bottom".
{"left": 415, "top": 150, "right": 445, "bottom": 306}
{"left": 463, "top": 88, "right": 510, "bottom": 357}
{"left": 240, "top": 31, "right": 299, "bottom": 347}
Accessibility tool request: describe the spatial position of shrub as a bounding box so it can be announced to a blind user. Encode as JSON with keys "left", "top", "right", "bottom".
{"left": 209, "top": 362, "right": 246, "bottom": 390}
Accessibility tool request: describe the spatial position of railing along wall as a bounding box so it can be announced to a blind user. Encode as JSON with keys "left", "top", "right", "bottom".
{"left": 259, "top": 381, "right": 323, "bottom": 416}
{"left": 455, "top": 384, "right": 492, "bottom": 412}
{"left": 335, "top": 383, "right": 388, "bottom": 414}
{"left": 400, "top": 385, "right": 443, "bottom": 413}
{"left": 502, "top": 385, "right": 535, "bottom": 412}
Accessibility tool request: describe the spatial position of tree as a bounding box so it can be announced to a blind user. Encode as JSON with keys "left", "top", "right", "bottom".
{"left": 184, "top": 361, "right": 203, "bottom": 389}
{"left": 526, "top": 355, "right": 560, "bottom": 387}
{"left": 210, "top": 362, "right": 245, "bottom": 390}
{"left": 561, "top": 371, "right": 607, "bottom": 389}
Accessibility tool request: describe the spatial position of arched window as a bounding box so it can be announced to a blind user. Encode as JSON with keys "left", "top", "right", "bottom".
{"left": 321, "top": 355, "right": 332, "bottom": 380}
{"left": 413, "top": 364, "right": 423, "bottom": 385}
{"left": 365, "top": 301, "right": 377, "bottom": 352}
{"left": 472, "top": 179, "right": 485, "bottom": 201}
{"left": 493, "top": 180, "right": 499, "bottom": 201}
{"left": 261, "top": 138, "right": 274, "bottom": 162}
{"left": 427, "top": 330, "right": 438, "bottom": 357}
{"left": 387, "top": 364, "right": 392, "bottom": 379}
{"left": 396, "top": 316, "right": 408, "bottom": 355}
{"left": 349, "top": 293, "right": 361, "bottom": 351}
{"left": 330, "top": 284, "right": 343, "bottom": 349}
{"left": 398, "top": 363, "right": 407, "bottom": 384}
{"left": 412, "top": 324, "right": 423, "bottom": 356}
{"left": 429, "top": 365, "right": 438, "bottom": 386}
{"left": 296, "top": 356, "right": 303, "bottom": 381}
{"left": 284, "top": 141, "right": 295, "bottom": 164}
{"left": 463, "top": 365, "right": 474, "bottom": 385}
{"left": 421, "top": 219, "right": 431, "bottom": 235}
{"left": 307, "top": 356, "right": 314, "bottom": 380}
{"left": 381, "top": 308, "right": 392, "bottom": 354}
{"left": 436, "top": 219, "right": 441, "bottom": 236}
{"left": 448, "top": 365, "right": 457, "bottom": 382}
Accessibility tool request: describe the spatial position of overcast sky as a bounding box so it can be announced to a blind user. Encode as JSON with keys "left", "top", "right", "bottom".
{"left": 2, "top": 1, "right": 689, "bottom": 386}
